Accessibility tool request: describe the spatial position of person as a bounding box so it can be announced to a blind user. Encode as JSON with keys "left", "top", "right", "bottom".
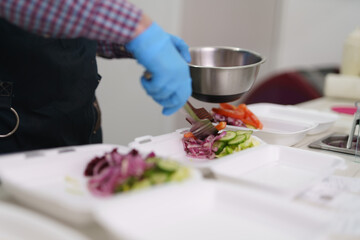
{"left": 0, "top": 0, "right": 192, "bottom": 154}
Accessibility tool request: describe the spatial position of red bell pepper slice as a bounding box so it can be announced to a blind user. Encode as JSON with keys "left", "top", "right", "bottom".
{"left": 183, "top": 132, "right": 195, "bottom": 138}
{"left": 215, "top": 121, "right": 227, "bottom": 131}
{"left": 214, "top": 103, "right": 263, "bottom": 129}
{"left": 212, "top": 108, "right": 245, "bottom": 119}
{"left": 220, "top": 103, "right": 236, "bottom": 110}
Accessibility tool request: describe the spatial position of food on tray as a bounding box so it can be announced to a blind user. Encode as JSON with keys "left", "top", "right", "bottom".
{"left": 182, "top": 129, "right": 260, "bottom": 159}
{"left": 183, "top": 121, "right": 227, "bottom": 139}
{"left": 84, "top": 149, "right": 190, "bottom": 197}
{"left": 212, "top": 103, "right": 263, "bottom": 129}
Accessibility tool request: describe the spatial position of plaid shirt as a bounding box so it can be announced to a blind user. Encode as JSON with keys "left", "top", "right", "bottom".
{"left": 0, "top": 0, "right": 142, "bottom": 58}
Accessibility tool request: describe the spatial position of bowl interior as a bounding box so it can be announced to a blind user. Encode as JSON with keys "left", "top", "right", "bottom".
{"left": 190, "top": 47, "right": 263, "bottom": 68}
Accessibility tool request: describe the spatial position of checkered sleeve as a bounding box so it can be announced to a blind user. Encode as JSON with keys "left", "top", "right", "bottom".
{"left": 0, "top": 0, "right": 142, "bottom": 45}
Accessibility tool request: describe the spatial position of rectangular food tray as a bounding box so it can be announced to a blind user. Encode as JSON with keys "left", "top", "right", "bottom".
{"left": 247, "top": 103, "right": 338, "bottom": 135}
{"left": 94, "top": 180, "right": 334, "bottom": 240}
{"left": 129, "top": 129, "right": 345, "bottom": 198}
{"left": 0, "top": 144, "right": 202, "bottom": 225}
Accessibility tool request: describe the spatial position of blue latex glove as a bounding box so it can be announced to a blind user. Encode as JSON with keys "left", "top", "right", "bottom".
{"left": 125, "top": 22, "right": 192, "bottom": 115}
{"left": 169, "top": 34, "right": 191, "bottom": 63}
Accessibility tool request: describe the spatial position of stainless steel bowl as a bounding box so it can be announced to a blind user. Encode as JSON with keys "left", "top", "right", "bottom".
{"left": 189, "top": 46, "right": 265, "bottom": 103}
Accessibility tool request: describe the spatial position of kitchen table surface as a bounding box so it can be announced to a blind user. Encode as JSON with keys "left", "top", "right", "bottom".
{"left": 1, "top": 96, "right": 359, "bottom": 240}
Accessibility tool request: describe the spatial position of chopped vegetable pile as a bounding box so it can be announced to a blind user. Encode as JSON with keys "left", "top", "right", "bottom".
{"left": 212, "top": 103, "right": 263, "bottom": 129}
{"left": 182, "top": 130, "right": 259, "bottom": 159}
{"left": 84, "top": 149, "right": 190, "bottom": 197}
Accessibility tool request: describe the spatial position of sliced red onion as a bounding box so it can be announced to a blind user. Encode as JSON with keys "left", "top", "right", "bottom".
{"left": 85, "top": 148, "right": 156, "bottom": 197}
{"left": 212, "top": 113, "right": 247, "bottom": 127}
{"left": 182, "top": 131, "right": 226, "bottom": 159}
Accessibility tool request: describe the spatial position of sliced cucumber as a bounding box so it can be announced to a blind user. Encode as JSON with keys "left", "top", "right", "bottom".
{"left": 150, "top": 172, "right": 169, "bottom": 184}
{"left": 228, "top": 134, "right": 247, "bottom": 145}
{"left": 143, "top": 169, "right": 155, "bottom": 178}
{"left": 236, "top": 130, "right": 253, "bottom": 135}
{"left": 213, "top": 141, "right": 226, "bottom": 154}
{"left": 170, "top": 167, "right": 190, "bottom": 182}
{"left": 131, "top": 179, "right": 151, "bottom": 190}
{"left": 219, "top": 131, "right": 236, "bottom": 142}
{"left": 216, "top": 148, "right": 228, "bottom": 158}
{"left": 239, "top": 138, "right": 252, "bottom": 149}
{"left": 236, "top": 130, "right": 253, "bottom": 140}
{"left": 214, "top": 131, "right": 258, "bottom": 158}
{"left": 157, "top": 160, "right": 180, "bottom": 172}
{"left": 225, "top": 146, "right": 234, "bottom": 154}
{"left": 251, "top": 137, "right": 260, "bottom": 147}
{"left": 234, "top": 144, "right": 242, "bottom": 152}
{"left": 115, "top": 176, "right": 137, "bottom": 192}
{"left": 117, "top": 183, "right": 130, "bottom": 192}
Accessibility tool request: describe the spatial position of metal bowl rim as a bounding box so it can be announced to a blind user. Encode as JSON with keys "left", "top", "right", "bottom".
{"left": 188, "top": 46, "right": 266, "bottom": 69}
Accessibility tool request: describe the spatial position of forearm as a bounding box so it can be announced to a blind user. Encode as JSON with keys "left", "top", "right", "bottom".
{"left": 0, "top": 0, "right": 143, "bottom": 44}
{"left": 132, "top": 13, "right": 152, "bottom": 38}
{"left": 96, "top": 13, "right": 152, "bottom": 59}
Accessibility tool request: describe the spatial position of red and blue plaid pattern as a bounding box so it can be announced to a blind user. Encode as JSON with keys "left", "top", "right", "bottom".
{"left": 0, "top": 0, "right": 142, "bottom": 58}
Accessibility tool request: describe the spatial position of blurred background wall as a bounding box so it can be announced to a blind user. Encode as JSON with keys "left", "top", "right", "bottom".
{"left": 96, "top": 0, "right": 360, "bottom": 145}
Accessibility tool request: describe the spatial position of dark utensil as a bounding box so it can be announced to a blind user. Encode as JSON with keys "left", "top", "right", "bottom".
{"left": 347, "top": 101, "right": 360, "bottom": 149}
{"left": 183, "top": 102, "right": 218, "bottom": 140}
{"left": 187, "top": 101, "right": 214, "bottom": 121}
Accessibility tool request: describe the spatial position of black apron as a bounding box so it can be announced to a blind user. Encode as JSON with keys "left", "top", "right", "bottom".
{"left": 0, "top": 19, "right": 102, "bottom": 154}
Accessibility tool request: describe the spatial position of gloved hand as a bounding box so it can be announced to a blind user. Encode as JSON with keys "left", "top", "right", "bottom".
{"left": 125, "top": 22, "right": 192, "bottom": 115}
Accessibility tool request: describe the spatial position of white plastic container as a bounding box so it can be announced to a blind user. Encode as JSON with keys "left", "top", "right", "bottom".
{"left": 94, "top": 180, "right": 334, "bottom": 240}
{"left": 130, "top": 129, "right": 345, "bottom": 198}
{"left": 247, "top": 103, "right": 339, "bottom": 135}
{"left": 0, "top": 144, "right": 202, "bottom": 225}
{"left": 129, "top": 128, "right": 265, "bottom": 168}
{"left": 0, "top": 143, "right": 343, "bottom": 240}
{"left": 225, "top": 117, "right": 316, "bottom": 146}
{"left": 210, "top": 144, "right": 345, "bottom": 197}
{"left": 341, "top": 27, "right": 360, "bottom": 76}
{"left": 0, "top": 202, "right": 89, "bottom": 240}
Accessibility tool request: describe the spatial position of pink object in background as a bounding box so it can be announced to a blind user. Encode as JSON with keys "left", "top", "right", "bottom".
{"left": 331, "top": 106, "right": 357, "bottom": 115}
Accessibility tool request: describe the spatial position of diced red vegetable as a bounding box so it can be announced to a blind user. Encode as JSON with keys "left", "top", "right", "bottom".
{"left": 182, "top": 131, "right": 227, "bottom": 159}
{"left": 183, "top": 132, "right": 195, "bottom": 138}
{"left": 215, "top": 121, "right": 227, "bottom": 131}
{"left": 212, "top": 103, "right": 263, "bottom": 129}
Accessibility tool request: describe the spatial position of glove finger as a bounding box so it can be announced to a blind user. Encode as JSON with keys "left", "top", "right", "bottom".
{"left": 151, "top": 81, "right": 180, "bottom": 101}
{"left": 162, "top": 93, "right": 186, "bottom": 115}
{"left": 154, "top": 78, "right": 191, "bottom": 104}
{"left": 178, "top": 77, "right": 192, "bottom": 101}
{"left": 170, "top": 35, "right": 191, "bottom": 63}
{"left": 154, "top": 93, "right": 179, "bottom": 108}
{"left": 162, "top": 105, "right": 181, "bottom": 116}
{"left": 168, "top": 77, "right": 192, "bottom": 104}
{"left": 141, "top": 76, "right": 164, "bottom": 95}
{"left": 152, "top": 91, "right": 174, "bottom": 102}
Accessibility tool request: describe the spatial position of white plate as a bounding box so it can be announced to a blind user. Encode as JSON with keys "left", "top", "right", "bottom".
{"left": 248, "top": 103, "right": 339, "bottom": 135}
{"left": 129, "top": 128, "right": 265, "bottom": 168}
{"left": 0, "top": 201, "right": 89, "bottom": 240}
{"left": 94, "top": 180, "right": 334, "bottom": 240}
{"left": 224, "top": 117, "right": 317, "bottom": 146}
{"left": 0, "top": 144, "right": 202, "bottom": 225}
{"left": 210, "top": 144, "right": 345, "bottom": 198}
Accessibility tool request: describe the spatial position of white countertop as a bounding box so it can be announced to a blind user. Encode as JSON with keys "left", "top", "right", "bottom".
{"left": 1, "top": 96, "right": 359, "bottom": 240}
